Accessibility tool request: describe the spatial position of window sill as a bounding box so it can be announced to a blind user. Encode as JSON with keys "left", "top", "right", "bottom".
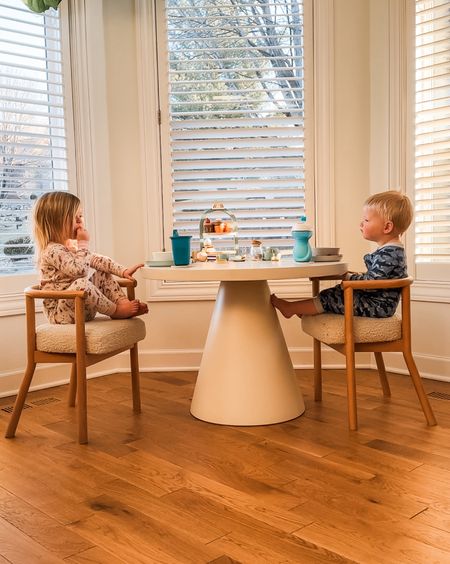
{"left": 145, "top": 278, "right": 319, "bottom": 302}
{"left": 411, "top": 280, "right": 450, "bottom": 304}
{"left": 145, "top": 276, "right": 450, "bottom": 304}
{"left": 0, "top": 272, "right": 39, "bottom": 316}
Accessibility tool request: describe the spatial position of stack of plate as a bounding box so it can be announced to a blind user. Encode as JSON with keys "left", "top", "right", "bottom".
{"left": 146, "top": 250, "right": 174, "bottom": 267}
{"left": 145, "top": 259, "right": 173, "bottom": 267}
{"left": 312, "top": 247, "right": 342, "bottom": 262}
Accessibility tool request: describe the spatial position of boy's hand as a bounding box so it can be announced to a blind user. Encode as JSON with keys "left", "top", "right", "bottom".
{"left": 342, "top": 271, "right": 358, "bottom": 280}
{"left": 123, "top": 263, "right": 144, "bottom": 280}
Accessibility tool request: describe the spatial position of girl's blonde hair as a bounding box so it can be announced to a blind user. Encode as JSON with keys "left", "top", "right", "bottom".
{"left": 365, "top": 190, "right": 413, "bottom": 234}
{"left": 33, "top": 191, "right": 80, "bottom": 261}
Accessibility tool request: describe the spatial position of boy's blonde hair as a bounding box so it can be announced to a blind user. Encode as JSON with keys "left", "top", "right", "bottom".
{"left": 364, "top": 190, "right": 413, "bottom": 234}
{"left": 33, "top": 191, "right": 80, "bottom": 260}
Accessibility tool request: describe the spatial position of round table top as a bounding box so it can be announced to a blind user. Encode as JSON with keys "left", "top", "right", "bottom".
{"left": 142, "top": 258, "right": 348, "bottom": 282}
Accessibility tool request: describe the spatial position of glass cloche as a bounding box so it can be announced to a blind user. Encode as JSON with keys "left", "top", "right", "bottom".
{"left": 199, "top": 202, "right": 238, "bottom": 255}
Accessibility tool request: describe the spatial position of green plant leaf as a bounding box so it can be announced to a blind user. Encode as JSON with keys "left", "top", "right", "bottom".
{"left": 22, "top": 0, "right": 62, "bottom": 13}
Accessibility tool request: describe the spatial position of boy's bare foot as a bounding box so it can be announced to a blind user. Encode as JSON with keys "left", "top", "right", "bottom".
{"left": 111, "top": 299, "right": 140, "bottom": 319}
{"left": 270, "top": 293, "right": 299, "bottom": 318}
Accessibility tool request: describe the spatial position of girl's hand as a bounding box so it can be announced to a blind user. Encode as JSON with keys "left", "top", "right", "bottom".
{"left": 75, "top": 225, "right": 90, "bottom": 242}
{"left": 123, "top": 263, "right": 144, "bottom": 280}
{"left": 64, "top": 239, "right": 78, "bottom": 252}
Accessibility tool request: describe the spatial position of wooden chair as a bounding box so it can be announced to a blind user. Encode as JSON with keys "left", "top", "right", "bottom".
{"left": 5, "top": 279, "right": 146, "bottom": 444}
{"left": 301, "top": 276, "right": 437, "bottom": 430}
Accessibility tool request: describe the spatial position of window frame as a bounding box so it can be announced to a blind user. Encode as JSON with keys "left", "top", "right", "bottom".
{"left": 160, "top": 0, "right": 311, "bottom": 252}
{"left": 0, "top": 0, "right": 113, "bottom": 316}
{"left": 405, "top": 0, "right": 450, "bottom": 303}
{"left": 136, "top": 0, "right": 336, "bottom": 301}
{"left": 0, "top": 1, "right": 75, "bottom": 314}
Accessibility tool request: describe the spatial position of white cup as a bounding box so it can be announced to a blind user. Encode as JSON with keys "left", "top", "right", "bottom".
{"left": 152, "top": 250, "right": 173, "bottom": 261}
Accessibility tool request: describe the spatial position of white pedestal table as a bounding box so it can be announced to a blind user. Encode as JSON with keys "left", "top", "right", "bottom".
{"left": 142, "top": 259, "right": 348, "bottom": 425}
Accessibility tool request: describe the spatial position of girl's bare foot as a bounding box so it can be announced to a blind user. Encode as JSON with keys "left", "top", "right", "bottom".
{"left": 270, "top": 293, "right": 299, "bottom": 318}
{"left": 136, "top": 301, "right": 148, "bottom": 316}
{"left": 111, "top": 299, "right": 140, "bottom": 319}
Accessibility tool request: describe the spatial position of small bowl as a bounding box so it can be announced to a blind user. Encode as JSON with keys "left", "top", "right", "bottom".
{"left": 152, "top": 250, "right": 173, "bottom": 261}
{"left": 312, "top": 247, "right": 340, "bottom": 256}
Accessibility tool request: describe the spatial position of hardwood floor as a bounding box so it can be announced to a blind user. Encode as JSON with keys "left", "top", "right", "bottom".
{"left": 1, "top": 368, "right": 450, "bottom": 563}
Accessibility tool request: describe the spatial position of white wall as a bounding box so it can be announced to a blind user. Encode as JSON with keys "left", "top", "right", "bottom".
{"left": 368, "top": 0, "right": 450, "bottom": 381}
{"left": 0, "top": 0, "right": 448, "bottom": 398}
{"left": 334, "top": 0, "right": 371, "bottom": 271}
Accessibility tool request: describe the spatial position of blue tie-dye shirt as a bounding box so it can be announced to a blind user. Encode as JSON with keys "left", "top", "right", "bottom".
{"left": 319, "top": 244, "right": 407, "bottom": 317}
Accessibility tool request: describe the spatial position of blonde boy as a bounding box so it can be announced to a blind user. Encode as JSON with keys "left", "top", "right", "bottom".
{"left": 271, "top": 190, "right": 413, "bottom": 318}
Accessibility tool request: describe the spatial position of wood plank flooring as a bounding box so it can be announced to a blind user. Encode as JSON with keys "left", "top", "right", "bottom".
{"left": 1, "top": 368, "right": 450, "bottom": 563}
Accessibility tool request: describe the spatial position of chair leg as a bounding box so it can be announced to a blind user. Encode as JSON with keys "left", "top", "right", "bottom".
{"left": 130, "top": 344, "right": 141, "bottom": 413}
{"left": 313, "top": 338, "right": 322, "bottom": 401}
{"left": 374, "top": 352, "right": 391, "bottom": 397}
{"left": 403, "top": 350, "right": 437, "bottom": 426}
{"left": 76, "top": 357, "right": 88, "bottom": 444}
{"left": 345, "top": 349, "right": 358, "bottom": 431}
{"left": 5, "top": 362, "right": 36, "bottom": 438}
{"left": 68, "top": 363, "right": 77, "bottom": 407}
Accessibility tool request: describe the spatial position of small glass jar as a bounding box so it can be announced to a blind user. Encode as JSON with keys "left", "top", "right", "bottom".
{"left": 263, "top": 246, "right": 280, "bottom": 261}
{"left": 250, "top": 239, "right": 263, "bottom": 261}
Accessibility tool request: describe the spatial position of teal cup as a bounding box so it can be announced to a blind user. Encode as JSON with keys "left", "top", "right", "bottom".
{"left": 170, "top": 230, "right": 192, "bottom": 265}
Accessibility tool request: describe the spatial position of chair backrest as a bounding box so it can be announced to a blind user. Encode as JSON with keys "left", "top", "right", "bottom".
{"left": 24, "top": 278, "right": 138, "bottom": 360}
{"left": 400, "top": 279, "right": 412, "bottom": 350}
{"left": 341, "top": 276, "right": 413, "bottom": 350}
{"left": 24, "top": 285, "right": 87, "bottom": 361}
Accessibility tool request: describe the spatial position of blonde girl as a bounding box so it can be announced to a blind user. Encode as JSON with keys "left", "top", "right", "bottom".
{"left": 33, "top": 191, "right": 148, "bottom": 324}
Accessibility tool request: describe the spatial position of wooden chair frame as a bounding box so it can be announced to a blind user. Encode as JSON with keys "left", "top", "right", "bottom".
{"left": 5, "top": 279, "right": 142, "bottom": 444}
{"left": 310, "top": 276, "right": 437, "bottom": 431}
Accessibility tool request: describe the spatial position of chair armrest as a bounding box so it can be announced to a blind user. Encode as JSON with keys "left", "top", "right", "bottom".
{"left": 341, "top": 277, "right": 412, "bottom": 290}
{"left": 338, "top": 276, "right": 413, "bottom": 348}
{"left": 117, "top": 278, "right": 137, "bottom": 289}
{"left": 23, "top": 286, "right": 87, "bottom": 348}
{"left": 24, "top": 285, "right": 86, "bottom": 300}
{"left": 309, "top": 275, "right": 344, "bottom": 281}
{"left": 117, "top": 277, "right": 137, "bottom": 300}
{"left": 310, "top": 276, "right": 413, "bottom": 290}
{"left": 24, "top": 277, "right": 138, "bottom": 301}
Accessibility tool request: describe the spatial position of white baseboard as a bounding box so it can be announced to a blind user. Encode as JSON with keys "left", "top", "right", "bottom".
{"left": 0, "top": 349, "right": 204, "bottom": 399}
{"left": 376, "top": 351, "right": 450, "bottom": 382}
{"left": 1, "top": 347, "right": 449, "bottom": 399}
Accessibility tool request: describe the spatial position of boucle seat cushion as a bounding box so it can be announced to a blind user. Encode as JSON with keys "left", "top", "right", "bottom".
{"left": 36, "top": 316, "right": 146, "bottom": 354}
{"left": 302, "top": 313, "right": 401, "bottom": 345}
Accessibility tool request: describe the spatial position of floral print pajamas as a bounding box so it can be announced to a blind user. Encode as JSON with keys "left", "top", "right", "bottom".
{"left": 40, "top": 242, "right": 127, "bottom": 324}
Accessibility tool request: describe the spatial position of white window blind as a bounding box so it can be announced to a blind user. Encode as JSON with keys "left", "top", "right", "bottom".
{"left": 414, "top": 0, "right": 450, "bottom": 268}
{"left": 161, "top": 0, "right": 308, "bottom": 249}
{"left": 0, "top": 0, "right": 68, "bottom": 274}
